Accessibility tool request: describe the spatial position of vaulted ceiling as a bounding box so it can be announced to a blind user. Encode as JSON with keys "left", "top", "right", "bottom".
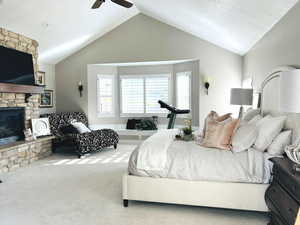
{"left": 0, "top": 0, "right": 298, "bottom": 64}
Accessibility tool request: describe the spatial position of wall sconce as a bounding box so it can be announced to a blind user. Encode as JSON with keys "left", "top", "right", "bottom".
{"left": 78, "top": 81, "right": 83, "bottom": 97}
{"left": 203, "top": 76, "right": 212, "bottom": 95}
{"left": 242, "top": 77, "right": 253, "bottom": 88}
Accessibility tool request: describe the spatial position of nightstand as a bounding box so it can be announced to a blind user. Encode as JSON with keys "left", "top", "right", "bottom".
{"left": 265, "top": 157, "right": 300, "bottom": 225}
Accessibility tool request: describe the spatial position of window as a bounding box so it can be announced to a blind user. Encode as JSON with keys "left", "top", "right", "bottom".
{"left": 97, "top": 75, "right": 115, "bottom": 116}
{"left": 121, "top": 77, "right": 144, "bottom": 114}
{"left": 145, "top": 76, "right": 169, "bottom": 113}
{"left": 176, "top": 72, "right": 191, "bottom": 110}
{"left": 120, "top": 74, "right": 170, "bottom": 116}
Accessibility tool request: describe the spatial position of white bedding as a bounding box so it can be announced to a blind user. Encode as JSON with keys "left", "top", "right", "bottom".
{"left": 129, "top": 131, "right": 273, "bottom": 184}
{"left": 136, "top": 129, "right": 178, "bottom": 171}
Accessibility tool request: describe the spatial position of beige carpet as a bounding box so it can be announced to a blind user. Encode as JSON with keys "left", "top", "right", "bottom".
{"left": 0, "top": 140, "right": 269, "bottom": 225}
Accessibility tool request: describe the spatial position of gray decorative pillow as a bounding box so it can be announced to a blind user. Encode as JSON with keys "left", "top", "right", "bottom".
{"left": 232, "top": 123, "right": 258, "bottom": 153}
{"left": 243, "top": 108, "right": 261, "bottom": 121}
{"left": 268, "top": 130, "right": 292, "bottom": 155}
{"left": 253, "top": 116, "right": 286, "bottom": 152}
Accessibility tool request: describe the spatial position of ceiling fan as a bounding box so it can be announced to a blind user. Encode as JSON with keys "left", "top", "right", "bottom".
{"left": 91, "top": 0, "right": 133, "bottom": 9}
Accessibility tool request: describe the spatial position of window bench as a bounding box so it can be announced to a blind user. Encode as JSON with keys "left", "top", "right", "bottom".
{"left": 89, "top": 124, "right": 199, "bottom": 139}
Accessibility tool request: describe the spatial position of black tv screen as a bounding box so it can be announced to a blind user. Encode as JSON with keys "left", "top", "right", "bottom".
{"left": 0, "top": 46, "right": 35, "bottom": 85}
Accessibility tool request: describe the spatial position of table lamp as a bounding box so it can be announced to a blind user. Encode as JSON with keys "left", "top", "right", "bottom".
{"left": 230, "top": 88, "right": 253, "bottom": 118}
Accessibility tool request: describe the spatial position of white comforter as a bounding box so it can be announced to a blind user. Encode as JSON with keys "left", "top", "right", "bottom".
{"left": 136, "top": 129, "right": 178, "bottom": 171}
{"left": 129, "top": 131, "right": 273, "bottom": 184}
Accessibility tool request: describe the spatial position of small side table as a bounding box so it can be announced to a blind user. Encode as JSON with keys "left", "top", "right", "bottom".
{"left": 265, "top": 157, "right": 300, "bottom": 225}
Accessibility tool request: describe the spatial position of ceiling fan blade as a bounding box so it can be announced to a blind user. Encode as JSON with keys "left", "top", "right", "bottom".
{"left": 111, "top": 0, "right": 133, "bottom": 8}
{"left": 92, "top": 0, "right": 104, "bottom": 9}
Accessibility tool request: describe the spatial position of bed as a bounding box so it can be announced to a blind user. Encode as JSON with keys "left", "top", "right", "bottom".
{"left": 122, "top": 66, "right": 299, "bottom": 212}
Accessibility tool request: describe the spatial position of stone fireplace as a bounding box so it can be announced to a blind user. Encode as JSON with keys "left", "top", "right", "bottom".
{"left": 0, "top": 28, "right": 53, "bottom": 174}
{"left": 0, "top": 27, "right": 40, "bottom": 125}
{"left": 0, "top": 107, "right": 25, "bottom": 146}
{"left": 0, "top": 93, "right": 40, "bottom": 129}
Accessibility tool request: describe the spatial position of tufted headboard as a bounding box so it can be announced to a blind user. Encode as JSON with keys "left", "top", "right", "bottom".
{"left": 259, "top": 66, "right": 300, "bottom": 143}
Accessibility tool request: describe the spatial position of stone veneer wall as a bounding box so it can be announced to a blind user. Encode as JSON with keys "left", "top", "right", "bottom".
{"left": 0, "top": 28, "right": 40, "bottom": 127}
{"left": 0, "top": 137, "right": 53, "bottom": 173}
{"left": 0, "top": 28, "right": 52, "bottom": 174}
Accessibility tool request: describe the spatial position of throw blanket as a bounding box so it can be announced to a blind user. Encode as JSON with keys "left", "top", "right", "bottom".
{"left": 136, "top": 129, "right": 178, "bottom": 171}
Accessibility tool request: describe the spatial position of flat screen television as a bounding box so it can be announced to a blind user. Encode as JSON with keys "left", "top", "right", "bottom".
{"left": 0, "top": 46, "right": 36, "bottom": 85}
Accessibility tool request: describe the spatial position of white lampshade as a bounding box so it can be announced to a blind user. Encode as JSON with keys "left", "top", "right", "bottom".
{"left": 280, "top": 69, "right": 300, "bottom": 113}
{"left": 230, "top": 88, "right": 253, "bottom": 106}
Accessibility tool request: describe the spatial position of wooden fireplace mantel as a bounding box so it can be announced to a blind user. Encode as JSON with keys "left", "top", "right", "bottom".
{"left": 0, "top": 82, "right": 44, "bottom": 94}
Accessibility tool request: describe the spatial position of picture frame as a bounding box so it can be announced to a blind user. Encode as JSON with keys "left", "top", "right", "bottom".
{"left": 36, "top": 71, "right": 46, "bottom": 86}
{"left": 40, "top": 90, "right": 53, "bottom": 108}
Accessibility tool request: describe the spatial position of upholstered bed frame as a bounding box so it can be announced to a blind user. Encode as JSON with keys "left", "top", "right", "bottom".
{"left": 122, "top": 66, "right": 299, "bottom": 212}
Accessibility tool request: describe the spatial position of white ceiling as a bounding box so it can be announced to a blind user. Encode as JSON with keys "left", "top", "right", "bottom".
{"left": 0, "top": 0, "right": 298, "bottom": 64}
{"left": 136, "top": 0, "right": 298, "bottom": 55}
{"left": 0, "top": 0, "right": 139, "bottom": 64}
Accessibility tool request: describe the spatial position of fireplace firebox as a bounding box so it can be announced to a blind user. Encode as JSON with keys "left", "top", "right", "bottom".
{"left": 0, "top": 107, "right": 25, "bottom": 146}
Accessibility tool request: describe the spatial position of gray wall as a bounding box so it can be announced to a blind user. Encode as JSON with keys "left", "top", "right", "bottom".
{"left": 56, "top": 14, "right": 242, "bottom": 128}
{"left": 243, "top": 2, "right": 300, "bottom": 89}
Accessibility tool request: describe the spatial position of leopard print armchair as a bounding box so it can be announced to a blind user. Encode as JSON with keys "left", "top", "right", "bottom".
{"left": 42, "top": 112, "right": 119, "bottom": 157}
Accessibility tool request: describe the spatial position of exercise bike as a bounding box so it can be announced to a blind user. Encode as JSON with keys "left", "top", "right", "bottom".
{"left": 158, "top": 100, "right": 190, "bottom": 129}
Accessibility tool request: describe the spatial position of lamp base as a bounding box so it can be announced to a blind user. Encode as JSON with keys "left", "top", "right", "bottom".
{"left": 238, "top": 106, "right": 244, "bottom": 119}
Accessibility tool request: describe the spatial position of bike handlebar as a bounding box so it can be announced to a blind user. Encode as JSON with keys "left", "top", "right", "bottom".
{"left": 158, "top": 100, "right": 190, "bottom": 114}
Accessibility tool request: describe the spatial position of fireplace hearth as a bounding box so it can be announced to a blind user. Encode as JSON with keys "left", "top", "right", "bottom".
{"left": 0, "top": 107, "right": 25, "bottom": 146}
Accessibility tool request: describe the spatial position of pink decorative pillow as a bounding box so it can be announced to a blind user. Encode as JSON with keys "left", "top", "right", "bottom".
{"left": 201, "top": 118, "right": 240, "bottom": 150}
{"left": 202, "top": 111, "right": 232, "bottom": 138}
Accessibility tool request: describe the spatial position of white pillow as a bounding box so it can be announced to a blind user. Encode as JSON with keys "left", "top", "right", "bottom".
{"left": 268, "top": 130, "right": 292, "bottom": 155}
{"left": 248, "top": 115, "right": 263, "bottom": 125}
{"left": 71, "top": 122, "right": 91, "bottom": 134}
{"left": 243, "top": 109, "right": 261, "bottom": 121}
{"left": 232, "top": 123, "right": 258, "bottom": 153}
{"left": 255, "top": 115, "right": 271, "bottom": 127}
{"left": 253, "top": 116, "right": 286, "bottom": 152}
